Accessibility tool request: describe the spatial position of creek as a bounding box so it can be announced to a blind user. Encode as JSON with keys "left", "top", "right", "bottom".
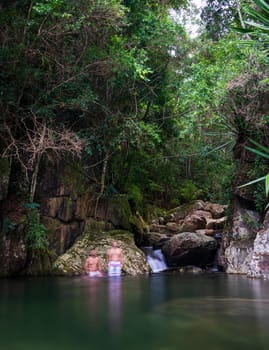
{"left": 1, "top": 274, "right": 269, "bottom": 350}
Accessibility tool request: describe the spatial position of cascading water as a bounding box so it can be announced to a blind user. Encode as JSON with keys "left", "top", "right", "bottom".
{"left": 143, "top": 246, "right": 168, "bottom": 273}
{"left": 209, "top": 232, "right": 222, "bottom": 272}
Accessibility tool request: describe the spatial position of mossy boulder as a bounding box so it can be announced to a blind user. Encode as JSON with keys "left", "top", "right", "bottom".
{"left": 95, "top": 194, "right": 148, "bottom": 234}
{"left": 144, "top": 204, "right": 168, "bottom": 223}
{"left": 53, "top": 219, "right": 150, "bottom": 276}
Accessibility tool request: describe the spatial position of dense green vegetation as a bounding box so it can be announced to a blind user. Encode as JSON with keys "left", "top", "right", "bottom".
{"left": 0, "top": 0, "right": 269, "bottom": 214}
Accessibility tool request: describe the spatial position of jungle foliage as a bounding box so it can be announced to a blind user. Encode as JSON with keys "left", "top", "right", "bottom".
{"left": 0, "top": 0, "right": 269, "bottom": 213}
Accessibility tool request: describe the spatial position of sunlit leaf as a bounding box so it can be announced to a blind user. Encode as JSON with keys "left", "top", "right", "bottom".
{"left": 266, "top": 173, "right": 269, "bottom": 197}
{"left": 238, "top": 176, "right": 266, "bottom": 188}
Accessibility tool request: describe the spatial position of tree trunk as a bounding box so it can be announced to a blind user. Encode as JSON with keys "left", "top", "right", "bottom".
{"left": 94, "top": 149, "right": 110, "bottom": 217}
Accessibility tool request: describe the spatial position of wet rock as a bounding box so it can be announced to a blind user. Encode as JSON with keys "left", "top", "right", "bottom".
{"left": 162, "top": 232, "right": 217, "bottom": 267}
{"left": 178, "top": 266, "right": 204, "bottom": 274}
{"left": 225, "top": 239, "right": 254, "bottom": 274}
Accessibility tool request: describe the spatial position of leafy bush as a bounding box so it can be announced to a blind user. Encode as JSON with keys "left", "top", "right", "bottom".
{"left": 26, "top": 208, "right": 49, "bottom": 251}
{"left": 178, "top": 180, "right": 203, "bottom": 203}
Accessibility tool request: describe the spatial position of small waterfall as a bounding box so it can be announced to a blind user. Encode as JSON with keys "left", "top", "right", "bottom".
{"left": 144, "top": 247, "right": 168, "bottom": 273}
{"left": 209, "top": 233, "right": 222, "bottom": 272}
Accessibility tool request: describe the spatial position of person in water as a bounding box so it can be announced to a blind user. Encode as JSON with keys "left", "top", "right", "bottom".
{"left": 107, "top": 241, "right": 124, "bottom": 276}
{"left": 84, "top": 249, "right": 103, "bottom": 277}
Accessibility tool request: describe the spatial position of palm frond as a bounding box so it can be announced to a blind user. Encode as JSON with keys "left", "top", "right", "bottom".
{"left": 245, "top": 146, "right": 269, "bottom": 159}
{"left": 238, "top": 176, "right": 266, "bottom": 188}
{"left": 249, "top": 138, "right": 269, "bottom": 155}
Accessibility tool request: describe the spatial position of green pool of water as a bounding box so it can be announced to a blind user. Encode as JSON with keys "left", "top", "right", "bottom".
{"left": 1, "top": 273, "right": 269, "bottom": 350}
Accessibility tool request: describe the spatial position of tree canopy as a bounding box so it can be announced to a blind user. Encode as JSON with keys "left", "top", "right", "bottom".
{"left": 0, "top": 0, "right": 269, "bottom": 212}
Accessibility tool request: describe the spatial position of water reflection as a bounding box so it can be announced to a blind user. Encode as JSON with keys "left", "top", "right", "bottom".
{"left": 108, "top": 276, "right": 122, "bottom": 333}
{"left": 149, "top": 274, "right": 167, "bottom": 309}
{"left": 85, "top": 277, "right": 103, "bottom": 328}
{"left": 1, "top": 275, "right": 269, "bottom": 350}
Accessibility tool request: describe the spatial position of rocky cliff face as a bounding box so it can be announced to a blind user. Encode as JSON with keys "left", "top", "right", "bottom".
{"left": 247, "top": 212, "right": 269, "bottom": 278}
{"left": 0, "top": 159, "right": 149, "bottom": 276}
{"left": 225, "top": 208, "right": 269, "bottom": 278}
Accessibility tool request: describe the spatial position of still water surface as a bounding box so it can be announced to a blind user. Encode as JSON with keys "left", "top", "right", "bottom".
{"left": 1, "top": 273, "right": 269, "bottom": 350}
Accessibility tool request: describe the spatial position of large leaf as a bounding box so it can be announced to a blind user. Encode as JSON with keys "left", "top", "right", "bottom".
{"left": 238, "top": 176, "right": 266, "bottom": 189}
{"left": 252, "top": 0, "right": 269, "bottom": 16}
{"left": 203, "top": 140, "right": 234, "bottom": 156}
{"left": 245, "top": 146, "right": 269, "bottom": 160}
{"left": 246, "top": 11, "right": 269, "bottom": 27}
{"left": 266, "top": 173, "right": 269, "bottom": 197}
{"left": 249, "top": 138, "right": 269, "bottom": 155}
{"left": 245, "top": 21, "right": 269, "bottom": 33}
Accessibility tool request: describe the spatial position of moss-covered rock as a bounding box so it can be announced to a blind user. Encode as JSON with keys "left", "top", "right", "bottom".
{"left": 105, "top": 194, "right": 132, "bottom": 229}
{"left": 144, "top": 204, "right": 168, "bottom": 223}
{"left": 53, "top": 219, "right": 150, "bottom": 276}
{"left": 95, "top": 194, "right": 148, "bottom": 234}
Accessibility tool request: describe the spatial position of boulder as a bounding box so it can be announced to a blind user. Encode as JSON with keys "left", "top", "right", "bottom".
{"left": 53, "top": 219, "right": 150, "bottom": 276}
{"left": 179, "top": 214, "right": 207, "bottom": 232}
{"left": 204, "top": 202, "right": 228, "bottom": 219}
{"left": 96, "top": 194, "right": 148, "bottom": 235}
{"left": 162, "top": 232, "right": 217, "bottom": 267}
{"left": 225, "top": 239, "right": 254, "bottom": 274}
{"left": 231, "top": 200, "right": 261, "bottom": 240}
{"left": 169, "top": 201, "right": 227, "bottom": 222}
{"left": 206, "top": 216, "right": 227, "bottom": 230}
{"left": 195, "top": 229, "right": 215, "bottom": 236}
{"left": 169, "top": 202, "right": 205, "bottom": 221}
{"left": 149, "top": 223, "right": 180, "bottom": 235}
{"left": 247, "top": 211, "right": 269, "bottom": 278}
{"left": 141, "top": 232, "right": 169, "bottom": 247}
